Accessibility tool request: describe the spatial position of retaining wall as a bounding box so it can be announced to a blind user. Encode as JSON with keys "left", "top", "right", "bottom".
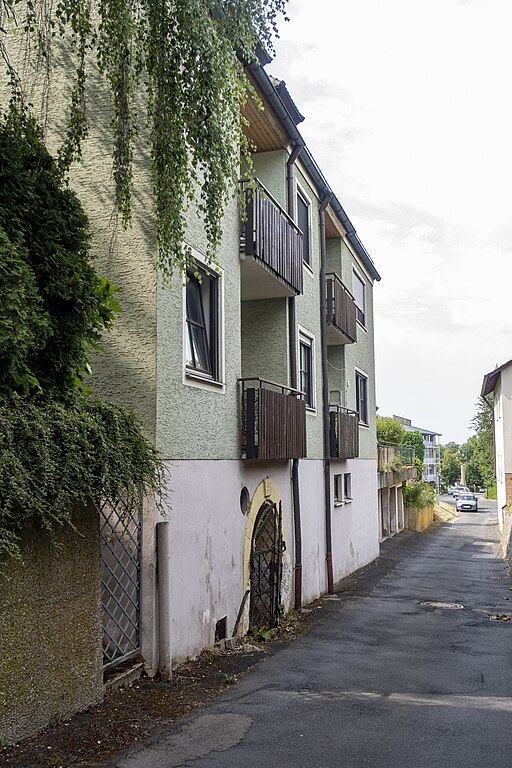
{"left": 0, "top": 507, "right": 103, "bottom": 743}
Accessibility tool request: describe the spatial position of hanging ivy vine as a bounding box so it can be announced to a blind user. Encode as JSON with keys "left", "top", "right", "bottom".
{"left": 0, "top": 0, "right": 288, "bottom": 281}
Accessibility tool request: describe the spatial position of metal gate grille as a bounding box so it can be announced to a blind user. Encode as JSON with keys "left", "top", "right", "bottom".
{"left": 100, "top": 497, "right": 142, "bottom": 671}
{"left": 249, "top": 501, "right": 283, "bottom": 629}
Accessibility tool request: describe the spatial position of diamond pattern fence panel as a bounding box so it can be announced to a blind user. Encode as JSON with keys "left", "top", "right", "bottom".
{"left": 100, "top": 496, "right": 142, "bottom": 672}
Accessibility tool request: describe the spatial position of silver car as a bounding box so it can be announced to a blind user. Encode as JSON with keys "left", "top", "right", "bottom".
{"left": 456, "top": 493, "right": 478, "bottom": 512}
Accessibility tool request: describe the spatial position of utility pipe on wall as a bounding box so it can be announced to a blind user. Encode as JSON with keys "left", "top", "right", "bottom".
{"left": 287, "top": 140, "right": 304, "bottom": 611}
{"left": 319, "top": 192, "right": 334, "bottom": 594}
{"left": 156, "top": 521, "right": 172, "bottom": 679}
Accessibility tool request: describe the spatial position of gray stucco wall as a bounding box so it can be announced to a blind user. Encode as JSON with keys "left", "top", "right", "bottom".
{"left": 251, "top": 151, "right": 287, "bottom": 209}
{"left": 325, "top": 238, "right": 377, "bottom": 460}
{"left": 294, "top": 164, "right": 324, "bottom": 460}
{"left": 155, "top": 194, "right": 242, "bottom": 461}
{"left": 0, "top": 508, "right": 103, "bottom": 743}
{"left": 241, "top": 298, "right": 289, "bottom": 384}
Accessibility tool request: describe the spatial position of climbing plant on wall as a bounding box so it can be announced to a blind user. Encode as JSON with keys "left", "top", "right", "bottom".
{"left": 0, "top": 0, "right": 288, "bottom": 281}
{"left": 0, "top": 105, "right": 161, "bottom": 562}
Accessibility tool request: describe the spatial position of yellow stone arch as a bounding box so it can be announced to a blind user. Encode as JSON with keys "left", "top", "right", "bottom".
{"left": 243, "top": 476, "right": 287, "bottom": 588}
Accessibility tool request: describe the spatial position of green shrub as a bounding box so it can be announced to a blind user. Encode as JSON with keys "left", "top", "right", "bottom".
{"left": 402, "top": 481, "right": 435, "bottom": 511}
{"left": 0, "top": 395, "right": 161, "bottom": 560}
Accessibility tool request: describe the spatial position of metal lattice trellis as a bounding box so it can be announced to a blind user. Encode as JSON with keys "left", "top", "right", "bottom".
{"left": 100, "top": 496, "right": 142, "bottom": 671}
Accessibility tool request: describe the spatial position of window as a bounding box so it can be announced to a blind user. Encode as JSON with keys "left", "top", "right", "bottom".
{"left": 299, "top": 331, "right": 315, "bottom": 409}
{"left": 355, "top": 371, "right": 369, "bottom": 425}
{"left": 344, "top": 473, "right": 352, "bottom": 501}
{"left": 352, "top": 270, "right": 366, "bottom": 326}
{"left": 297, "top": 189, "right": 311, "bottom": 268}
{"left": 334, "top": 474, "right": 343, "bottom": 504}
{"left": 334, "top": 473, "right": 352, "bottom": 505}
{"left": 185, "top": 266, "right": 219, "bottom": 381}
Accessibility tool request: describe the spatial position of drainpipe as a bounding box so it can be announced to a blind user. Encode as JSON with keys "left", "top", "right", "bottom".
{"left": 287, "top": 140, "right": 304, "bottom": 610}
{"left": 319, "top": 192, "right": 334, "bottom": 593}
{"left": 156, "top": 521, "right": 172, "bottom": 679}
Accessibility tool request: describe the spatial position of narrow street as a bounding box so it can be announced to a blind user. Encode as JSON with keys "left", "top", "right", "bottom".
{"left": 112, "top": 501, "right": 511, "bottom": 768}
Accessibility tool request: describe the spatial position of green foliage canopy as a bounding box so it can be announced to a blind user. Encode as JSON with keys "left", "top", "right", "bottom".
{"left": 0, "top": 106, "right": 161, "bottom": 561}
{"left": 376, "top": 416, "right": 405, "bottom": 445}
{"left": 440, "top": 447, "right": 460, "bottom": 487}
{"left": 439, "top": 397, "right": 494, "bottom": 490}
{"left": 0, "top": 106, "right": 121, "bottom": 399}
{"left": 1, "top": 0, "right": 288, "bottom": 281}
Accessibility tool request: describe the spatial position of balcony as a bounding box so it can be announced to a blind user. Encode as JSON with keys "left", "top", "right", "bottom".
{"left": 240, "top": 377, "right": 307, "bottom": 460}
{"left": 240, "top": 180, "right": 304, "bottom": 300}
{"left": 326, "top": 273, "right": 357, "bottom": 345}
{"left": 378, "top": 443, "right": 417, "bottom": 488}
{"left": 329, "top": 405, "right": 359, "bottom": 460}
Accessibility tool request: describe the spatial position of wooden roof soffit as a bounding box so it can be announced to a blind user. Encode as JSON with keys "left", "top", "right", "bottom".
{"left": 325, "top": 204, "right": 347, "bottom": 240}
{"left": 242, "top": 69, "right": 290, "bottom": 153}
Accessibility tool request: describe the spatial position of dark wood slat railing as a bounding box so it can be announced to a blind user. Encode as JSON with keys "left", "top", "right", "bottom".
{"left": 240, "top": 377, "right": 307, "bottom": 460}
{"left": 242, "top": 180, "right": 304, "bottom": 295}
{"left": 329, "top": 405, "right": 359, "bottom": 459}
{"left": 326, "top": 273, "right": 357, "bottom": 344}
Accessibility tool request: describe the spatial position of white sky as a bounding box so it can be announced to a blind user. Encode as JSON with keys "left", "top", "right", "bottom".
{"left": 271, "top": 0, "right": 512, "bottom": 444}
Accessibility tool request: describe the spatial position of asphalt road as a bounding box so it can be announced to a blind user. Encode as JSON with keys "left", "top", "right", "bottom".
{"left": 116, "top": 506, "right": 511, "bottom": 768}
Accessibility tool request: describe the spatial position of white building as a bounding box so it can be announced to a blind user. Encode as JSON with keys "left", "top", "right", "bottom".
{"left": 393, "top": 416, "right": 441, "bottom": 491}
{"left": 481, "top": 360, "right": 512, "bottom": 533}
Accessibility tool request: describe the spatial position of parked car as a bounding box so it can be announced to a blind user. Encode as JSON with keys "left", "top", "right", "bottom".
{"left": 456, "top": 493, "right": 478, "bottom": 512}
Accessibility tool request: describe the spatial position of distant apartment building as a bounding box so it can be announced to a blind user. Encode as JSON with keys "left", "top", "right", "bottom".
{"left": 393, "top": 416, "right": 441, "bottom": 491}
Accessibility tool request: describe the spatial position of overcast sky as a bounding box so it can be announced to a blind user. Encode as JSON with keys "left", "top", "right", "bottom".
{"left": 271, "top": 0, "right": 512, "bottom": 444}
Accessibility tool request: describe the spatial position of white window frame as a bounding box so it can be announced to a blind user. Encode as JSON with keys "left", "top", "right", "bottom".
{"left": 352, "top": 267, "right": 366, "bottom": 329}
{"left": 298, "top": 326, "right": 316, "bottom": 412}
{"left": 334, "top": 473, "right": 343, "bottom": 506}
{"left": 344, "top": 472, "right": 352, "bottom": 502}
{"left": 182, "top": 250, "right": 225, "bottom": 392}
{"left": 296, "top": 181, "right": 313, "bottom": 273}
{"left": 354, "top": 366, "right": 370, "bottom": 427}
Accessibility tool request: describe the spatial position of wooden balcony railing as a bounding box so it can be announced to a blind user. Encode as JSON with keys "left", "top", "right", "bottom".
{"left": 329, "top": 405, "right": 359, "bottom": 460}
{"left": 241, "top": 180, "right": 304, "bottom": 296}
{"left": 240, "top": 377, "right": 307, "bottom": 460}
{"left": 326, "top": 273, "right": 357, "bottom": 344}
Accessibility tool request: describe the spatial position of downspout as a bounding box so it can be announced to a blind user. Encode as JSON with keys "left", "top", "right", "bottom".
{"left": 287, "top": 140, "right": 305, "bottom": 611}
{"left": 319, "top": 192, "right": 334, "bottom": 593}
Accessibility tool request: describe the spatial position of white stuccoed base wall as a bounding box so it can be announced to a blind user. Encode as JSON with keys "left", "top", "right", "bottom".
{"left": 155, "top": 457, "right": 379, "bottom": 665}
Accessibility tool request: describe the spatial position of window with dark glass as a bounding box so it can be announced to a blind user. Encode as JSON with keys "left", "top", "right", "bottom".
{"left": 185, "top": 267, "right": 218, "bottom": 379}
{"left": 352, "top": 270, "right": 366, "bottom": 326}
{"left": 344, "top": 472, "right": 352, "bottom": 500}
{"left": 355, "top": 371, "right": 369, "bottom": 425}
{"left": 334, "top": 474, "right": 343, "bottom": 504}
{"left": 297, "top": 190, "right": 311, "bottom": 267}
{"left": 299, "top": 336, "right": 314, "bottom": 408}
